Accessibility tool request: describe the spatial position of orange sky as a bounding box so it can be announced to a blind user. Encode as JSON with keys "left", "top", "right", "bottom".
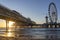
{"left": 0, "top": 19, "right": 6, "bottom": 28}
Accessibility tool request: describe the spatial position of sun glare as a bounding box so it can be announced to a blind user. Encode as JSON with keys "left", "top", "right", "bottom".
{"left": 9, "top": 21, "right": 15, "bottom": 27}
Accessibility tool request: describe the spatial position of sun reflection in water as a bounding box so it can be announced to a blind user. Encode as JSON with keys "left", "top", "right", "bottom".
{"left": 6, "top": 21, "right": 15, "bottom": 37}
{"left": 8, "top": 29, "right": 11, "bottom": 32}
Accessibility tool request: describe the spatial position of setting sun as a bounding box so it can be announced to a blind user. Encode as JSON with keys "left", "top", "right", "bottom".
{"left": 9, "top": 21, "right": 15, "bottom": 27}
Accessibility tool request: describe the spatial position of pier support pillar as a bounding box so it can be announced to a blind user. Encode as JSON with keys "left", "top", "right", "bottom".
{"left": 6, "top": 20, "right": 9, "bottom": 32}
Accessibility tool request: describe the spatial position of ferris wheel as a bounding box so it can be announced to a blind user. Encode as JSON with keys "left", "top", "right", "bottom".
{"left": 48, "top": 2, "right": 57, "bottom": 23}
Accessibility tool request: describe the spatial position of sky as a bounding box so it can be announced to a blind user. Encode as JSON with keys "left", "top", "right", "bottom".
{"left": 0, "top": 0, "right": 60, "bottom": 24}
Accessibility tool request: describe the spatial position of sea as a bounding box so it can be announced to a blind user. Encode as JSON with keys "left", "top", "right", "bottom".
{"left": 0, "top": 28, "right": 60, "bottom": 40}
